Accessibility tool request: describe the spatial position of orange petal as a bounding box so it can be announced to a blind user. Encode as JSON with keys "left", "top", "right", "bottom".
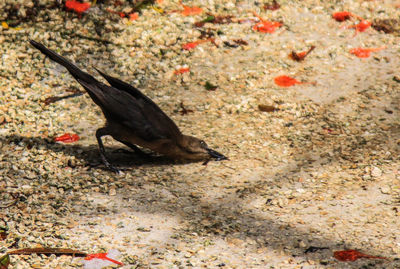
{"left": 174, "top": 67, "right": 190, "bottom": 74}
{"left": 129, "top": 12, "right": 139, "bottom": 21}
{"left": 2, "top": 21, "right": 9, "bottom": 29}
{"left": 182, "top": 42, "right": 199, "bottom": 50}
{"left": 182, "top": 39, "right": 211, "bottom": 50}
{"left": 274, "top": 75, "right": 302, "bottom": 87}
{"left": 181, "top": 5, "right": 203, "bottom": 16}
{"left": 349, "top": 47, "right": 384, "bottom": 58}
{"left": 252, "top": 21, "right": 281, "bottom": 33}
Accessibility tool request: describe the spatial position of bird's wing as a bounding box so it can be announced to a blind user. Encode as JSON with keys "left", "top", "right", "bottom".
{"left": 29, "top": 40, "right": 182, "bottom": 141}
{"left": 30, "top": 40, "right": 97, "bottom": 84}
{"left": 76, "top": 79, "right": 177, "bottom": 141}
{"left": 30, "top": 40, "right": 108, "bottom": 108}
{"left": 95, "top": 69, "right": 182, "bottom": 139}
{"left": 95, "top": 68, "right": 151, "bottom": 102}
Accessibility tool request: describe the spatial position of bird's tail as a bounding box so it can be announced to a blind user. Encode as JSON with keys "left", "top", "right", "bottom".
{"left": 29, "top": 40, "right": 95, "bottom": 83}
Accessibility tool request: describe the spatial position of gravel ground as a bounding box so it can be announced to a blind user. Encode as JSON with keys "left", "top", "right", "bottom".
{"left": 1, "top": 0, "right": 400, "bottom": 268}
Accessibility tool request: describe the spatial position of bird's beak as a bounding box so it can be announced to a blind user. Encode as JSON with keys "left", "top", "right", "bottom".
{"left": 206, "top": 148, "right": 228, "bottom": 161}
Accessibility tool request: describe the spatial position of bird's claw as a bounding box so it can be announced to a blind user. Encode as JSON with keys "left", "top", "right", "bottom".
{"left": 102, "top": 158, "right": 121, "bottom": 174}
{"left": 106, "top": 164, "right": 121, "bottom": 174}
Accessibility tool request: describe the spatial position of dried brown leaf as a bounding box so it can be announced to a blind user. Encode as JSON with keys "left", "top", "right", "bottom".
{"left": 8, "top": 248, "right": 86, "bottom": 257}
{"left": 372, "top": 19, "right": 398, "bottom": 34}
{"left": 179, "top": 102, "right": 194, "bottom": 115}
{"left": 258, "top": 104, "right": 279, "bottom": 112}
{"left": 264, "top": 0, "right": 280, "bottom": 11}
{"left": 233, "top": 39, "right": 248, "bottom": 46}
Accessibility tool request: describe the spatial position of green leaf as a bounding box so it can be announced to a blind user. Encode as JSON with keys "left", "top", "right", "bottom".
{"left": 204, "top": 81, "right": 218, "bottom": 91}
{"left": 202, "top": 15, "right": 215, "bottom": 23}
{"left": 0, "top": 254, "right": 10, "bottom": 269}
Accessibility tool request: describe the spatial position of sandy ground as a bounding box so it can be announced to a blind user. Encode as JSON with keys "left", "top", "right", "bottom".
{"left": 1, "top": 0, "right": 400, "bottom": 268}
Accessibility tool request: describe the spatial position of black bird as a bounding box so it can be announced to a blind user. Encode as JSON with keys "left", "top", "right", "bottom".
{"left": 30, "top": 40, "right": 227, "bottom": 172}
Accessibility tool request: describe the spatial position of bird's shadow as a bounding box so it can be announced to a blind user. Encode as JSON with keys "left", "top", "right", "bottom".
{"left": 2, "top": 134, "right": 201, "bottom": 171}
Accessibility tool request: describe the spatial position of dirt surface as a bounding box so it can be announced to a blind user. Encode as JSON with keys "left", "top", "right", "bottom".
{"left": 1, "top": 0, "right": 400, "bottom": 268}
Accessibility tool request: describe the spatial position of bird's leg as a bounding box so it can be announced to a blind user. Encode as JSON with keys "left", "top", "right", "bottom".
{"left": 119, "top": 141, "right": 151, "bottom": 158}
{"left": 96, "top": 128, "right": 120, "bottom": 173}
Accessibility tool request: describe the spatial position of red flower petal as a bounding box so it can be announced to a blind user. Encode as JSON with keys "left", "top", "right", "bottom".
{"left": 332, "top": 11, "right": 353, "bottom": 22}
{"left": 54, "top": 133, "right": 80, "bottom": 143}
{"left": 348, "top": 20, "right": 371, "bottom": 32}
{"left": 65, "top": 1, "right": 90, "bottom": 14}
{"left": 274, "top": 75, "right": 302, "bottom": 87}
{"left": 174, "top": 67, "right": 190, "bottom": 74}
{"left": 251, "top": 12, "right": 281, "bottom": 33}
{"left": 252, "top": 21, "right": 282, "bottom": 33}
{"left": 357, "top": 20, "right": 372, "bottom": 32}
{"left": 182, "top": 42, "right": 199, "bottom": 50}
{"left": 182, "top": 39, "right": 212, "bottom": 50}
{"left": 334, "top": 250, "right": 387, "bottom": 262}
{"left": 85, "top": 253, "right": 123, "bottom": 265}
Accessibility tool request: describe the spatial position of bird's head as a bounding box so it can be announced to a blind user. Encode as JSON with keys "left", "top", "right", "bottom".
{"left": 179, "top": 135, "right": 227, "bottom": 161}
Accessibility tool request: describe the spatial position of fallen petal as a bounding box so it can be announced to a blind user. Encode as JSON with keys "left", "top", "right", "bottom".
{"left": 181, "top": 5, "right": 203, "bottom": 16}
{"left": 54, "top": 133, "right": 80, "bottom": 143}
{"left": 65, "top": 1, "right": 91, "bottom": 14}
{"left": 174, "top": 67, "right": 190, "bottom": 74}
{"left": 334, "top": 249, "right": 387, "bottom": 262}
{"left": 274, "top": 75, "right": 302, "bottom": 87}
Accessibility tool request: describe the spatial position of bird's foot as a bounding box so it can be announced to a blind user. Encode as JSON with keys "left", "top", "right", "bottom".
{"left": 105, "top": 163, "right": 121, "bottom": 174}
{"left": 87, "top": 161, "right": 122, "bottom": 174}
{"left": 100, "top": 155, "right": 122, "bottom": 174}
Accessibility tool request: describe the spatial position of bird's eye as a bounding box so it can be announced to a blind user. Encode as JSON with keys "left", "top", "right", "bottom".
{"left": 200, "top": 141, "right": 207, "bottom": 148}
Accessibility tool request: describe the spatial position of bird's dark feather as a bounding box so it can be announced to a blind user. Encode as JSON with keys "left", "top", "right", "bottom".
{"left": 30, "top": 40, "right": 181, "bottom": 142}
{"left": 77, "top": 79, "right": 166, "bottom": 140}
{"left": 94, "top": 68, "right": 181, "bottom": 140}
